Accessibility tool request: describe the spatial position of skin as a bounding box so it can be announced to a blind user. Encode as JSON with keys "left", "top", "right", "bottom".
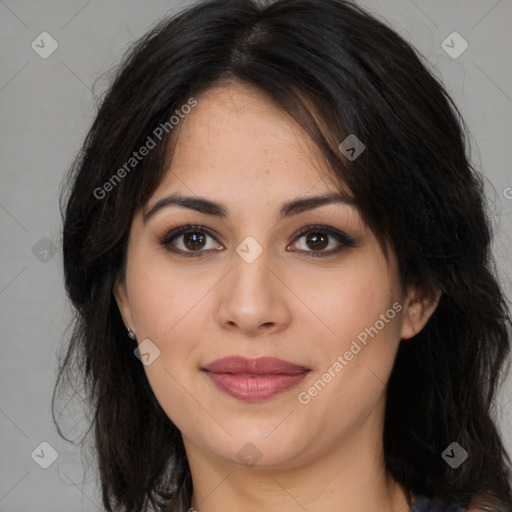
{"left": 114, "top": 81, "right": 441, "bottom": 512}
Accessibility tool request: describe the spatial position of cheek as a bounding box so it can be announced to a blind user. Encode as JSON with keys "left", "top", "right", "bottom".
{"left": 294, "top": 255, "right": 402, "bottom": 415}
{"left": 293, "top": 253, "right": 403, "bottom": 419}
{"left": 126, "top": 249, "right": 208, "bottom": 340}
{"left": 125, "top": 250, "right": 221, "bottom": 400}
{"left": 124, "top": 256, "right": 209, "bottom": 430}
{"left": 293, "top": 249, "right": 401, "bottom": 358}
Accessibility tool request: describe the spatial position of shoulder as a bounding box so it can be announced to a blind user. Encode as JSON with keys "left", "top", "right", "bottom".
{"left": 410, "top": 495, "right": 467, "bottom": 512}
{"left": 466, "top": 495, "right": 510, "bottom": 512}
{"left": 466, "top": 508, "right": 501, "bottom": 512}
{"left": 466, "top": 506, "right": 503, "bottom": 512}
{"left": 412, "top": 495, "right": 506, "bottom": 512}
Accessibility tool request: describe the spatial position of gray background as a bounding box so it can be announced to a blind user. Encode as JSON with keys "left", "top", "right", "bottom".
{"left": 1, "top": 0, "right": 511, "bottom": 510}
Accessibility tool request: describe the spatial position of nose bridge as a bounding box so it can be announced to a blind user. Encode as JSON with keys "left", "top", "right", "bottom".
{"left": 230, "top": 233, "right": 275, "bottom": 298}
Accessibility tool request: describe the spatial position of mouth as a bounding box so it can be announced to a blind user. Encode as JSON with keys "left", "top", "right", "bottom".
{"left": 201, "top": 356, "right": 311, "bottom": 402}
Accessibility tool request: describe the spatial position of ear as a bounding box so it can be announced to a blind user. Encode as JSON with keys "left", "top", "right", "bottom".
{"left": 400, "top": 285, "right": 441, "bottom": 340}
{"left": 113, "top": 274, "right": 135, "bottom": 334}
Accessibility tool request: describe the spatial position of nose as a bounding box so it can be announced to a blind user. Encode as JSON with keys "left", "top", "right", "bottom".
{"left": 215, "top": 245, "right": 292, "bottom": 337}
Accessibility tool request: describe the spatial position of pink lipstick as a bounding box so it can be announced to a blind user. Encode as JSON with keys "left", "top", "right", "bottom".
{"left": 201, "top": 356, "right": 311, "bottom": 402}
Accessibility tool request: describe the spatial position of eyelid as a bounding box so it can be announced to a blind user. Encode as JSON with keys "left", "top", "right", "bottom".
{"left": 158, "top": 223, "right": 355, "bottom": 257}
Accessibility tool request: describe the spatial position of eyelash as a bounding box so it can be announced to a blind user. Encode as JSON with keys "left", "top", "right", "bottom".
{"left": 158, "top": 223, "right": 355, "bottom": 258}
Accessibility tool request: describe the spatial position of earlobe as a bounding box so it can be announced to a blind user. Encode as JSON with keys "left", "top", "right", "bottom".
{"left": 400, "top": 287, "right": 441, "bottom": 340}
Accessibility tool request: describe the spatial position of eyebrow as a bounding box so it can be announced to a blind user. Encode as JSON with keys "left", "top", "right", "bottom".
{"left": 143, "top": 191, "right": 355, "bottom": 222}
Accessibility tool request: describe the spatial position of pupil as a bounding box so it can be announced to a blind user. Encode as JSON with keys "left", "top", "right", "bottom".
{"left": 307, "top": 232, "right": 328, "bottom": 250}
{"left": 185, "top": 232, "right": 205, "bottom": 250}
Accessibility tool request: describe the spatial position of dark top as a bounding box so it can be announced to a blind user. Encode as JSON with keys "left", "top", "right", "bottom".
{"left": 410, "top": 495, "right": 466, "bottom": 512}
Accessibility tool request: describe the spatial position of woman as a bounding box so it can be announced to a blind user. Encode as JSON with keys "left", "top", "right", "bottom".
{"left": 53, "top": 0, "right": 512, "bottom": 511}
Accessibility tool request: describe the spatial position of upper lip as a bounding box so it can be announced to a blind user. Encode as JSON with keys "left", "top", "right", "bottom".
{"left": 202, "top": 356, "right": 310, "bottom": 375}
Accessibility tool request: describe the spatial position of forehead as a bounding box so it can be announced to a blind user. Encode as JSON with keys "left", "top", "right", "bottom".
{"left": 158, "top": 83, "right": 342, "bottom": 196}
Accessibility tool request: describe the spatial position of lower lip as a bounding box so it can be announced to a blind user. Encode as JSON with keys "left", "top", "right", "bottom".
{"left": 204, "top": 371, "right": 310, "bottom": 402}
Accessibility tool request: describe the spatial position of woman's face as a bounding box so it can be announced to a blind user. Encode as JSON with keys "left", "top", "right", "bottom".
{"left": 115, "top": 82, "right": 435, "bottom": 470}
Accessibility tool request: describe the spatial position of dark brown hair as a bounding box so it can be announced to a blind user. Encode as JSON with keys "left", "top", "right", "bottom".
{"left": 54, "top": 0, "right": 512, "bottom": 510}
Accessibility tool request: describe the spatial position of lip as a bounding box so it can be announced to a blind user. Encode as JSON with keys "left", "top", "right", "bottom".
{"left": 201, "top": 356, "right": 311, "bottom": 402}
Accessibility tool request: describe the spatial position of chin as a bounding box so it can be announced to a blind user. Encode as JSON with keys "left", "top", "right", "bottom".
{"left": 206, "top": 421, "right": 314, "bottom": 469}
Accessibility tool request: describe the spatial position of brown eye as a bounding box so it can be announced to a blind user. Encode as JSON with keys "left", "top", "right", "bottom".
{"left": 159, "top": 224, "right": 355, "bottom": 258}
{"left": 305, "top": 232, "right": 329, "bottom": 251}
{"left": 289, "top": 225, "right": 356, "bottom": 257}
{"left": 182, "top": 232, "right": 207, "bottom": 251}
{"left": 160, "top": 225, "right": 223, "bottom": 257}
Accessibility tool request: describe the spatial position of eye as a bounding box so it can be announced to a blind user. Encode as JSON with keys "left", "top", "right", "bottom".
{"left": 289, "top": 225, "right": 355, "bottom": 257}
{"left": 159, "top": 224, "right": 222, "bottom": 257}
{"left": 159, "top": 224, "right": 355, "bottom": 257}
